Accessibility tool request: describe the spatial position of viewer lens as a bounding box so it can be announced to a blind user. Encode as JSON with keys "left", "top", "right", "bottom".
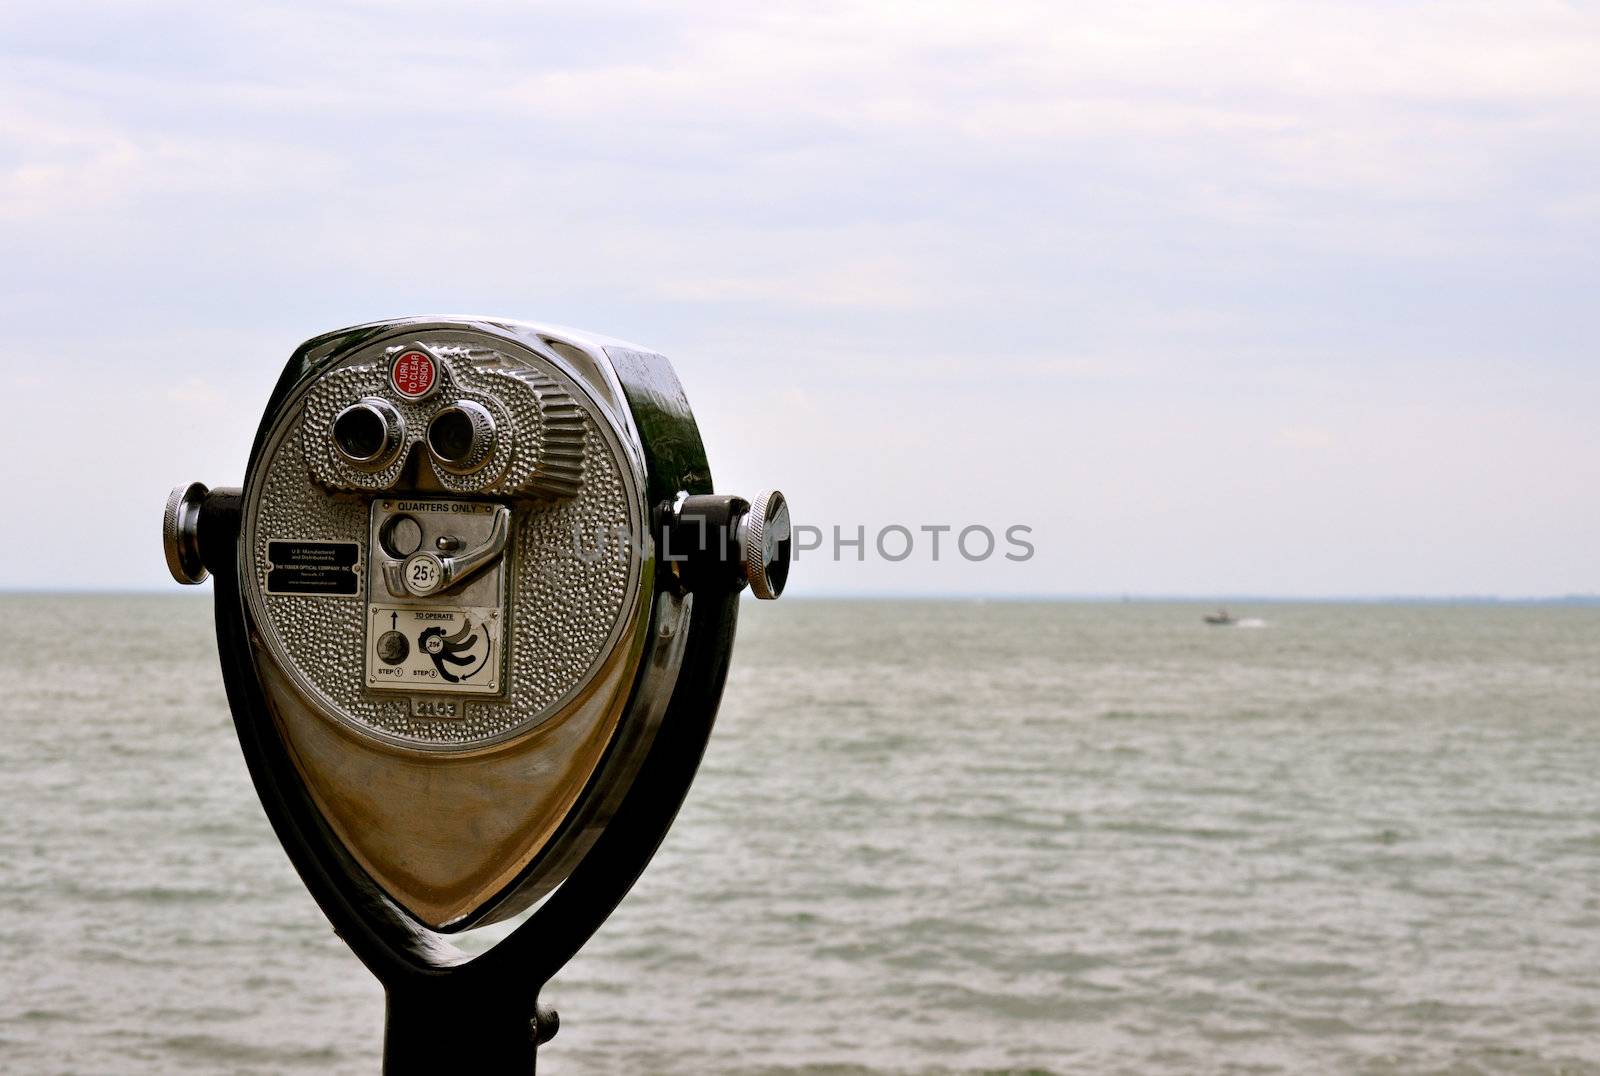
{"left": 428, "top": 408, "right": 476, "bottom": 463}
{"left": 426, "top": 402, "right": 495, "bottom": 475}
{"left": 333, "top": 402, "right": 392, "bottom": 463}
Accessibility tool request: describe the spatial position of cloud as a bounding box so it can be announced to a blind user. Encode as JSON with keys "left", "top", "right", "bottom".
{"left": 652, "top": 253, "right": 934, "bottom": 309}
{"left": 6, "top": 3, "right": 1597, "bottom": 237}
{"left": 0, "top": 1, "right": 1596, "bottom": 593}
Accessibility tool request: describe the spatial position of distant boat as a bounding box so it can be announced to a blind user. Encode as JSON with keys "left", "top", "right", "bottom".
{"left": 1203, "top": 609, "right": 1235, "bottom": 626}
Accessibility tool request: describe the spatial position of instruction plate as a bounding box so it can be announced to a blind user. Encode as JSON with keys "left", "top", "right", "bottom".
{"left": 366, "top": 605, "right": 501, "bottom": 694}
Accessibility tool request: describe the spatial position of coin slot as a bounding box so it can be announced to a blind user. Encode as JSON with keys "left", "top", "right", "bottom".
{"left": 380, "top": 514, "right": 424, "bottom": 558}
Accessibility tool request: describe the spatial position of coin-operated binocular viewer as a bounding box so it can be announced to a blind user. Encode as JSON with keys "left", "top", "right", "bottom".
{"left": 164, "top": 317, "right": 789, "bottom": 1072}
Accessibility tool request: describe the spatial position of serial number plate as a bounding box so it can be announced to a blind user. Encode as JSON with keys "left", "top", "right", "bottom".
{"left": 410, "top": 697, "right": 464, "bottom": 719}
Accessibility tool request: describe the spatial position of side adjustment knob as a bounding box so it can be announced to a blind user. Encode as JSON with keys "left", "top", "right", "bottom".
{"left": 737, "top": 490, "right": 790, "bottom": 600}
{"left": 669, "top": 490, "right": 791, "bottom": 599}
{"left": 162, "top": 482, "right": 243, "bottom": 585}
{"left": 163, "top": 482, "right": 210, "bottom": 584}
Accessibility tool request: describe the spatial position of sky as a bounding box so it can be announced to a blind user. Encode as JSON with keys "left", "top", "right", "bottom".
{"left": 1, "top": 1, "right": 1596, "bottom": 597}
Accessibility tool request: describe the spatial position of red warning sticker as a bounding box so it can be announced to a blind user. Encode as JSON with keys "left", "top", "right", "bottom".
{"left": 391, "top": 350, "right": 436, "bottom": 398}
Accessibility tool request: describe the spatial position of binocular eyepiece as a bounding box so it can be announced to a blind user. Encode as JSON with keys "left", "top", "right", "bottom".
{"left": 163, "top": 317, "right": 789, "bottom": 1068}
{"left": 425, "top": 401, "right": 496, "bottom": 473}
{"left": 331, "top": 394, "right": 509, "bottom": 485}
{"left": 331, "top": 399, "right": 405, "bottom": 470}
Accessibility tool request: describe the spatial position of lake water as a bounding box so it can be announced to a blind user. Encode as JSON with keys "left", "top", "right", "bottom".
{"left": 2, "top": 596, "right": 1598, "bottom": 1073}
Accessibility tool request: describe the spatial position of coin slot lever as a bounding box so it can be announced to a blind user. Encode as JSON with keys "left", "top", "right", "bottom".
{"left": 383, "top": 505, "right": 511, "bottom": 599}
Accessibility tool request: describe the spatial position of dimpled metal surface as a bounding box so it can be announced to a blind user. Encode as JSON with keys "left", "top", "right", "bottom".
{"left": 247, "top": 343, "right": 640, "bottom": 750}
